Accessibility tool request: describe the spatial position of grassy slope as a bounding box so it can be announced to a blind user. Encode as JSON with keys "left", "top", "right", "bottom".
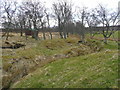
{"left": 2, "top": 37, "right": 80, "bottom": 71}
{"left": 3, "top": 32, "right": 118, "bottom": 72}
{"left": 11, "top": 41, "right": 118, "bottom": 88}
{"left": 2, "top": 32, "right": 118, "bottom": 88}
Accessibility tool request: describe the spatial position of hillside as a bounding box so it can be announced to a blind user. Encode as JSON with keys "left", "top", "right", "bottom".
{"left": 8, "top": 34, "right": 118, "bottom": 88}
{"left": 12, "top": 49, "right": 118, "bottom": 88}
{"left": 2, "top": 32, "right": 119, "bottom": 88}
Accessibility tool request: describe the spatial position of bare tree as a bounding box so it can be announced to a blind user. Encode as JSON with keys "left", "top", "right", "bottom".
{"left": 39, "top": 17, "right": 46, "bottom": 40}
{"left": 16, "top": 6, "right": 27, "bottom": 36}
{"left": 86, "top": 9, "right": 101, "bottom": 38}
{"left": 44, "top": 9, "right": 53, "bottom": 39}
{"left": 52, "top": 0, "right": 73, "bottom": 39}
{"left": 2, "top": 0, "right": 17, "bottom": 40}
{"left": 65, "top": 21, "right": 75, "bottom": 35}
{"left": 77, "top": 7, "right": 88, "bottom": 42}
{"left": 96, "top": 4, "right": 120, "bottom": 44}
{"left": 20, "top": 1, "right": 44, "bottom": 40}
{"left": 53, "top": 2, "right": 63, "bottom": 38}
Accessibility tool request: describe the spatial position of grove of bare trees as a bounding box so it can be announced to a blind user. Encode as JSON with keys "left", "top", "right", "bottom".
{"left": 1, "top": 0, "right": 120, "bottom": 43}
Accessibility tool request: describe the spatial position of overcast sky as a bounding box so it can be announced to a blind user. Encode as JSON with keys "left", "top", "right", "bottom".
{"left": 16, "top": 0, "right": 120, "bottom": 27}
{"left": 18, "top": 0, "right": 120, "bottom": 10}
{"left": 1, "top": 0, "right": 119, "bottom": 27}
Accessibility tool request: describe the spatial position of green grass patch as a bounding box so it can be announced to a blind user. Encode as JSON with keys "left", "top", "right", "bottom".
{"left": 103, "top": 41, "right": 118, "bottom": 50}
{"left": 2, "top": 33, "right": 118, "bottom": 88}
{"left": 93, "top": 31, "right": 119, "bottom": 39}
{"left": 12, "top": 49, "right": 118, "bottom": 88}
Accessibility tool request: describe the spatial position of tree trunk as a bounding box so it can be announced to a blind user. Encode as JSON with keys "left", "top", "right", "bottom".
{"left": 66, "top": 32, "right": 69, "bottom": 38}
{"left": 80, "top": 33, "right": 85, "bottom": 43}
{"left": 43, "top": 32, "right": 46, "bottom": 40}
{"left": 6, "top": 30, "right": 9, "bottom": 40}
{"left": 20, "top": 29, "right": 23, "bottom": 36}
{"left": 49, "top": 32, "right": 52, "bottom": 39}
{"left": 63, "top": 32, "right": 67, "bottom": 39}
{"left": 59, "top": 32, "right": 63, "bottom": 39}
{"left": 33, "top": 31, "right": 39, "bottom": 40}
{"left": 25, "top": 34, "right": 28, "bottom": 40}
{"left": 104, "top": 37, "right": 108, "bottom": 44}
{"left": 81, "top": 35, "right": 84, "bottom": 42}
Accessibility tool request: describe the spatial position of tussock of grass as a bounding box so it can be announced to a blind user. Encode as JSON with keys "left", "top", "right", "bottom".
{"left": 85, "top": 39, "right": 104, "bottom": 51}
{"left": 63, "top": 45, "right": 91, "bottom": 57}
{"left": 65, "top": 37, "right": 79, "bottom": 44}
{"left": 40, "top": 39, "right": 66, "bottom": 50}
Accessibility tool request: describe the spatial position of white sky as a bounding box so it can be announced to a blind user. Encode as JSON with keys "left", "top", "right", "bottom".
{"left": 18, "top": 0, "right": 120, "bottom": 10}
{"left": 17, "top": 0, "right": 120, "bottom": 26}
{"left": 1, "top": 0, "right": 119, "bottom": 27}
